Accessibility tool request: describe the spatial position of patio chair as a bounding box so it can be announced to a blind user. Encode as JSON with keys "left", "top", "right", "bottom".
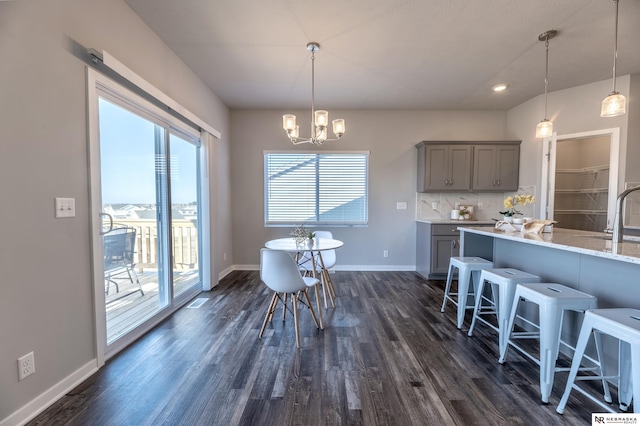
{"left": 104, "top": 226, "right": 144, "bottom": 298}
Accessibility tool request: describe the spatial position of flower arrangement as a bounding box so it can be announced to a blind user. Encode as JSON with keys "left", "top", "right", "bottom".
{"left": 500, "top": 194, "right": 535, "bottom": 217}
{"left": 290, "top": 224, "right": 314, "bottom": 245}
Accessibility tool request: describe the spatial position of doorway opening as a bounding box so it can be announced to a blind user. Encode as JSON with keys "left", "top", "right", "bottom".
{"left": 540, "top": 128, "right": 620, "bottom": 232}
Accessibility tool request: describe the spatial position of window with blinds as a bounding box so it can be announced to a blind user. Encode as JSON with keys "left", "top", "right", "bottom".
{"left": 264, "top": 152, "right": 369, "bottom": 226}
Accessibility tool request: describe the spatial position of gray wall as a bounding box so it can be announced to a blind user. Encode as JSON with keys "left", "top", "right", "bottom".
{"left": 0, "top": 0, "right": 231, "bottom": 422}
{"left": 230, "top": 109, "right": 508, "bottom": 268}
{"left": 507, "top": 76, "right": 633, "bottom": 204}
{"left": 1, "top": 0, "right": 638, "bottom": 422}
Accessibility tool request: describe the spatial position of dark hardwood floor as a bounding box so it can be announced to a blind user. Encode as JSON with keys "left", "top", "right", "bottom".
{"left": 29, "top": 270, "right": 610, "bottom": 425}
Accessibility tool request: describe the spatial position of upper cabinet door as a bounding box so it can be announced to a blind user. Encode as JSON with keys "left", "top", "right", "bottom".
{"left": 423, "top": 145, "right": 449, "bottom": 190}
{"left": 447, "top": 145, "right": 472, "bottom": 190}
{"left": 418, "top": 144, "right": 471, "bottom": 192}
{"left": 471, "top": 144, "right": 520, "bottom": 191}
{"left": 472, "top": 145, "right": 497, "bottom": 191}
{"left": 494, "top": 145, "right": 519, "bottom": 190}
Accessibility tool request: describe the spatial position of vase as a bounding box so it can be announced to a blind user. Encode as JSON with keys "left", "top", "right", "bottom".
{"left": 503, "top": 216, "right": 513, "bottom": 223}
{"left": 512, "top": 218, "right": 524, "bottom": 225}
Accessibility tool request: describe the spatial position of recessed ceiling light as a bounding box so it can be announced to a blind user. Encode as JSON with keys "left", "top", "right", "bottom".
{"left": 492, "top": 84, "right": 509, "bottom": 92}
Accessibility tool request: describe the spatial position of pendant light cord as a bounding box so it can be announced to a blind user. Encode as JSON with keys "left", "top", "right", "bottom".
{"left": 544, "top": 36, "right": 549, "bottom": 119}
{"left": 612, "top": 0, "right": 619, "bottom": 93}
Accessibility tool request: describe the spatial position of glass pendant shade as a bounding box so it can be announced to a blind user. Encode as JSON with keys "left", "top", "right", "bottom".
{"left": 601, "top": 92, "right": 626, "bottom": 117}
{"left": 283, "top": 114, "right": 296, "bottom": 131}
{"left": 314, "top": 110, "right": 328, "bottom": 127}
{"left": 290, "top": 125, "right": 300, "bottom": 139}
{"left": 332, "top": 119, "right": 345, "bottom": 137}
{"left": 535, "top": 119, "right": 553, "bottom": 138}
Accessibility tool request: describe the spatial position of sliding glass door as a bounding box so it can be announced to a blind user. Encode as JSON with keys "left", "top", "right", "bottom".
{"left": 88, "top": 70, "right": 204, "bottom": 360}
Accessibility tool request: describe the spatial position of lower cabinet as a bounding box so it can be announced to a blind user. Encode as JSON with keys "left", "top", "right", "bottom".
{"left": 416, "top": 223, "right": 460, "bottom": 279}
{"left": 416, "top": 222, "right": 493, "bottom": 280}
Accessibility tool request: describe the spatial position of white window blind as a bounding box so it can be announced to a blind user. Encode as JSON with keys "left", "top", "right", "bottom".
{"left": 264, "top": 152, "right": 369, "bottom": 226}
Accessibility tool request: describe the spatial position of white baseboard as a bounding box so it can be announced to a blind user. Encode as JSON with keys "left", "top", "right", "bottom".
{"left": 217, "top": 265, "right": 235, "bottom": 281}
{"left": 228, "top": 264, "right": 416, "bottom": 273}
{"left": 1, "top": 360, "right": 98, "bottom": 426}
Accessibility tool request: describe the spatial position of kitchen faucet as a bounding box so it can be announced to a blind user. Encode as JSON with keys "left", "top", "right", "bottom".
{"left": 612, "top": 186, "right": 640, "bottom": 243}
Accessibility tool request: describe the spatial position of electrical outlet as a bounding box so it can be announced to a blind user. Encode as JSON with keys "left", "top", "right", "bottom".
{"left": 383, "top": 250, "right": 389, "bottom": 258}
{"left": 18, "top": 352, "right": 35, "bottom": 381}
{"left": 477, "top": 202, "right": 484, "bottom": 210}
{"left": 396, "top": 202, "right": 407, "bottom": 210}
{"left": 55, "top": 197, "right": 75, "bottom": 218}
{"left": 431, "top": 202, "right": 438, "bottom": 210}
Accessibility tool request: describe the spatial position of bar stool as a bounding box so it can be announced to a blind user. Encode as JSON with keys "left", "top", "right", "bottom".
{"left": 441, "top": 257, "right": 494, "bottom": 329}
{"left": 557, "top": 308, "right": 640, "bottom": 414}
{"left": 467, "top": 268, "right": 541, "bottom": 357}
{"left": 499, "top": 283, "right": 610, "bottom": 404}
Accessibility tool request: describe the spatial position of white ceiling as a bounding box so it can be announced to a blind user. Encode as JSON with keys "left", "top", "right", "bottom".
{"left": 124, "top": 0, "right": 640, "bottom": 111}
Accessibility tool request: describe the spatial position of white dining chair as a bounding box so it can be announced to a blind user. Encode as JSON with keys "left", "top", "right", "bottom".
{"left": 298, "top": 230, "right": 337, "bottom": 307}
{"left": 258, "top": 248, "right": 320, "bottom": 348}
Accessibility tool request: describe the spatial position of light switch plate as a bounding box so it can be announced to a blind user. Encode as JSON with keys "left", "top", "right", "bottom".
{"left": 396, "top": 202, "right": 407, "bottom": 210}
{"left": 55, "top": 198, "right": 75, "bottom": 218}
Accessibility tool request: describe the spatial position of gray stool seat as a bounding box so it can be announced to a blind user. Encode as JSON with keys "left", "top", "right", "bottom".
{"left": 441, "top": 257, "right": 493, "bottom": 329}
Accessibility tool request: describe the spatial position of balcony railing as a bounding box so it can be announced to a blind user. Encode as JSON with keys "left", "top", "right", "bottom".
{"left": 108, "top": 219, "right": 198, "bottom": 271}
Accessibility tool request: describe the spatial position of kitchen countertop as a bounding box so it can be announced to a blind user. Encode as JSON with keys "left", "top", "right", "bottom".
{"left": 416, "top": 219, "right": 495, "bottom": 225}
{"left": 458, "top": 226, "right": 640, "bottom": 265}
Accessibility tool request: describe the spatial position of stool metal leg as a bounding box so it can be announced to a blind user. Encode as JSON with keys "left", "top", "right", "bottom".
{"left": 496, "top": 281, "right": 518, "bottom": 357}
{"left": 631, "top": 345, "right": 640, "bottom": 413}
{"left": 498, "top": 292, "right": 520, "bottom": 364}
{"left": 441, "top": 263, "right": 456, "bottom": 313}
{"left": 619, "top": 340, "right": 632, "bottom": 411}
{"left": 593, "top": 330, "right": 613, "bottom": 404}
{"left": 456, "top": 267, "right": 473, "bottom": 329}
{"left": 557, "top": 320, "right": 593, "bottom": 414}
{"left": 538, "top": 303, "right": 564, "bottom": 403}
{"left": 468, "top": 276, "right": 490, "bottom": 337}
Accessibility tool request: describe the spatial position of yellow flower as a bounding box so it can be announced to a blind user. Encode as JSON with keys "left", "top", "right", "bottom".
{"left": 503, "top": 196, "right": 514, "bottom": 209}
{"left": 514, "top": 194, "right": 535, "bottom": 206}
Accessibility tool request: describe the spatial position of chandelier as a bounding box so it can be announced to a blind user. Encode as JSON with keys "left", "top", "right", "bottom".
{"left": 282, "top": 42, "right": 345, "bottom": 145}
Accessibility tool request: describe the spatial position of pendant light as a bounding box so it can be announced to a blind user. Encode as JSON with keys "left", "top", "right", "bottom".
{"left": 601, "top": 0, "right": 626, "bottom": 117}
{"left": 535, "top": 30, "right": 557, "bottom": 139}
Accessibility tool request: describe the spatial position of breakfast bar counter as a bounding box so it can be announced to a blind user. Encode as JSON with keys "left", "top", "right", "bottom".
{"left": 458, "top": 225, "right": 640, "bottom": 371}
{"left": 458, "top": 226, "right": 640, "bottom": 309}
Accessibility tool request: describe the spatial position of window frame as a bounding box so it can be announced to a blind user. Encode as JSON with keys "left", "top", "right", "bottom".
{"left": 264, "top": 150, "right": 370, "bottom": 227}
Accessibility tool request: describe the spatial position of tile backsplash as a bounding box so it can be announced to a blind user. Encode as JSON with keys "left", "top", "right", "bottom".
{"left": 416, "top": 186, "right": 537, "bottom": 221}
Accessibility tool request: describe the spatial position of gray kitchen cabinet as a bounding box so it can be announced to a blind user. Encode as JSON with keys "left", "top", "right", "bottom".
{"left": 472, "top": 144, "right": 520, "bottom": 191}
{"left": 417, "top": 143, "right": 472, "bottom": 192}
{"left": 416, "top": 222, "right": 495, "bottom": 280}
{"left": 416, "top": 223, "right": 460, "bottom": 279}
{"left": 416, "top": 141, "right": 520, "bottom": 193}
